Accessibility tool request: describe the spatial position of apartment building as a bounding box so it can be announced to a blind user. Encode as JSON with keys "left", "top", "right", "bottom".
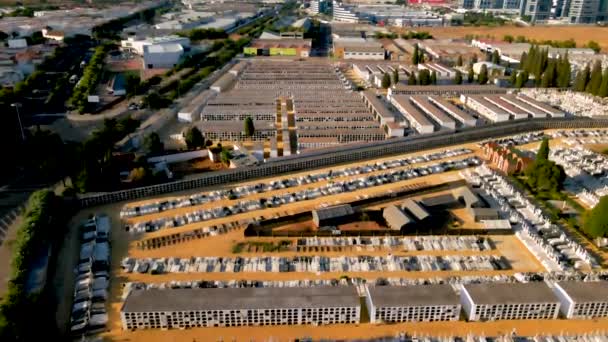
{"left": 121, "top": 287, "right": 361, "bottom": 330}
{"left": 521, "top": 0, "right": 552, "bottom": 22}
{"left": 365, "top": 285, "right": 461, "bottom": 323}
{"left": 332, "top": 1, "right": 360, "bottom": 22}
{"left": 461, "top": 282, "right": 561, "bottom": 321}
{"left": 552, "top": 281, "right": 608, "bottom": 319}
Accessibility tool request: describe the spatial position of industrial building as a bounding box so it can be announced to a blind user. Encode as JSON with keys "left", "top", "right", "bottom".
{"left": 121, "top": 287, "right": 361, "bottom": 330}
{"left": 410, "top": 96, "right": 456, "bottom": 130}
{"left": 143, "top": 44, "right": 184, "bottom": 69}
{"left": 121, "top": 35, "right": 191, "bottom": 55}
{"left": 312, "top": 204, "right": 355, "bottom": 228}
{"left": 333, "top": 38, "right": 385, "bottom": 60}
{"left": 244, "top": 39, "right": 312, "bottom": 58}
{"left": 365, "top": 285, "right": 461, "bottom": 323}
{"left": 552, "top": 281, "right": 608, "bottom": 319}
{"left": 461, "top": 282, "right": 561, "bottom": 321}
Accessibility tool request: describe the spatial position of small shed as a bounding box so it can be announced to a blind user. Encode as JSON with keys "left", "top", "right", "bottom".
{"left": 383, "top": 205, "right": 412, "bottom": 231}
{"left": 312, "top": 204, "right": 354, "bottom": 228}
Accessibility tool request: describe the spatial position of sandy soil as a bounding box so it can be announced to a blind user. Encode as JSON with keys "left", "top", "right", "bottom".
{"left": 405, "top": 26, "right": 608, "bottom": 52}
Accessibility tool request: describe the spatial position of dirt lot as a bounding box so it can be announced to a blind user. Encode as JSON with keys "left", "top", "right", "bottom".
{"left": 407, "top": 26, "right": 608, "bottom": 51}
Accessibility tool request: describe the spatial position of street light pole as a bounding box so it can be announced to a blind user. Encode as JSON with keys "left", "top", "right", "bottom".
{"left": 11, "top": 103, "right": 25, "bottom": 141}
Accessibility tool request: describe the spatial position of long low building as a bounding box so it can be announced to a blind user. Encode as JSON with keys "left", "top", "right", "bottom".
{"left": 552, "top": 281, "right": 608, "bottom": 319}
{"left": 389, "top": 84, "right": 507, "bottom": 97}
{"left": 461, "top": 95, "right": 510, "bottom": 123}
{"left": 121, "top": 287, "right": 361, "bottom": 330}
{"left": 391, "top": 95, "right": 434, "bottom": 134}
{"left": 410, "top": 95, "right": 456, "bottom": 131}
{"left": 428, "top": 96, "right": 477, "bottom": 127}
{"left": 461, "top": 282, "right": 561, "bottom": 321}
{"left": 366, "top": 285, "right": 461, "bottom": 323}
{"left": 516, "top": 94, "right": 565, "bottom": 118}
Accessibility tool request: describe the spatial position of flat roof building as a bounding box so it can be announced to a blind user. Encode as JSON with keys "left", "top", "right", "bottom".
{"left": 410, "top": 95, "right": 456, "bottom": 131}
{"left": 468, "top": 207, "right": 500, "bottom": 221}
{"left": 365, "top": 285, "right": 461, "bottom": 323}
{"left": 333, "top": 38, "right": 385, "bottom": 60}
{"left": 461, "top": 282, "right": 560, "bottom": 321}
{"left": 461, "top": 95, "right": 510, "bottom": 123}
{"left": 428, "top": 96, "right": 477, "bottom": 127}
{"left": 121, "top": 286, "right": 361, "bottom": 330}
{"left": 552, "top": 281, "right": 608, "bottom": 319}
{"left": 389, "top": 84, "right": 507, "bottom": 97}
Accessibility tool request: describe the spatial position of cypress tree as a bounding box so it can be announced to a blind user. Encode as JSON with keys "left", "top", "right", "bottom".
{"left": 540, "top": 61, "right": 556, "bottom": 88}
{"left": 467, "top": 67, "right": 474, "bottom": 83}
{"left": 586, "top": 60, "right": 603, "bottom": 95}
{"left": 381, "top": 73, "right": 391, "bottom": 89}
{"left": 599, "top": 68, "right": 608, "bottom": 97}
{"left": 556, "top": 54, "right": 571, "bottom": 88}
{"left": 478, "top": 64, "right": 488, "bottom": 85}
{"left": 418, "top": 49, "right": 425, "bottom": 64}
{"left": 418, "top": 69, "right": 430, "bottom": 85}
{"left": 412, "top": 44, "right": 419, "bottom": 65}
{"left": 408, "top": 72, "right": 417, "bottom": 85}
{"left": 520, "top": 51, "right": 528, "bottom": 71}
{"left": 509, "top": 70, "right": 518, "bottom": 85}
{"left": 515, "top": 70, "right": 529, "bottom": 88}
{"left": 430, "top": 70, "right": 437, "bottom": 85}
{"left": 574, "top": 64, "right": 590, "bottom": 92}
{"left": 454, "top": 70, "right": 463, "bottom": 84}
{"left": 456, "top": 55, "right": 463, "bottom": 67}
{"left": 491, "top": 50, "right": 500, "bottom": 64}
{"left": 393, "top": 69, "right": 399, "bottom": 84}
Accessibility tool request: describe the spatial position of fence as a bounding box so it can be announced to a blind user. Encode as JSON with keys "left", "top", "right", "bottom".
{"left": 78, "top": 117, "right": 608, "bottom": 208}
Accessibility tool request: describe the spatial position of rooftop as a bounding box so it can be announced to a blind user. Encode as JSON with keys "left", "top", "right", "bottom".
{"left": 368, "top": 285, "right": 460, "bottom": 307}
{"left": 556, "top": 281, "right": 608, "bottom": 303}
{"left": 463, "top": 282, "right": 559, "bottom": 305}
{"left": 144, "top": 43, "right": 184, "bottom": 54}
{"left": 313, "top": 204, "right": 355, "bottom": 221}
{"left": 122, "top": 286, "right": 360, "bottom": 312}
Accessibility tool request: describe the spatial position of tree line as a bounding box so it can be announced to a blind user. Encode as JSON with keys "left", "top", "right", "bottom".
{"left": 511, "top": 45, "right": 571, "bottom": 89}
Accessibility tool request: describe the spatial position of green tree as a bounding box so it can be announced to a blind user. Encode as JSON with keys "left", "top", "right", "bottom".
{"left": 583, "top": 196, "right": 608, "bottom": 238}
{"left": 392, "top": 69, "right": 399, "bottom": 84}
{"left": 586, "top": 60, "right": 603, "bottom": 95}
{"left": 515, "top": 70, "right": 529, "bottom": 88}
{"left": 503, "top": 34, "right": 514, "bottom": 43}
{"left": 509, "top": 70, "right": 518, "bottom": 85}
{"left": 537, "top": 137, "right": 550, "bottom": 160}
{"left": 456, "top": 55, "right": 463, "bottom": 67}
{"left": 478, "top": 64, "right": 488, "bottom": 85}
{"left": 454, "top": 70, "right": 463, "bottom": 84}
{"left": 599, "top": 68, "right": 608, "bottom": 97}
{"left": 556, "top": 54, "right": 571, "bottom": 88}
{"left": 408, "top": 72, "right": 417, "bottom": 85}
{"left": 244, "top": 117, "right": 255, "bottom": 137}
{"left": 540, "top": 61, "right": 556, "bottom": 88}
{"left": 220, "top": 149, "right": 232, "bottom": 165}
{"left": 412, "top": 44, "right": 419, "bottom": 65}
{"left": 467, "top": 67, "right": 474, "bottom": 83}
{"left": 574, "top": 64, "right": 590, "bottom": 92}
{"left": 144, "top": 132, "right": 164, "bottom": 155}
{"left": 418, "top": 49, "right": 425, "bottom": 64}
{"left": 125, "top": 73, "right": 141, "bottom": 97}
{"left": 381, "top": 72, "right": 391, "bottom": 89}
{"left": 587, "top": 40, "right": 601, "bottom": 53}
{"left": 430, "top": 70, "right": 437, "bottom": 85}
{"left": 491, "top": 50, "right": 500, "bottom": 64}
{"left": 185, "top": 126, "right": 205, "bottom": 149}
{"left": 418, "top": 69, "right": 431, "bottom": 85}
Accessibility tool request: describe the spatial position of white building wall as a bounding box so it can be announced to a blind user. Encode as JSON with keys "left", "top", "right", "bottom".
{"left": 552, "top": 283, "right": 575, "bottom": 318}
{"left": 460, "top": 286, "right": 476, "bottom": 321}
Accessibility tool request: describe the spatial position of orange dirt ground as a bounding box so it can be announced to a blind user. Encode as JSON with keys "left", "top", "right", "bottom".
{"left": 404, "top": 26, "right": 608, "bottom": 52}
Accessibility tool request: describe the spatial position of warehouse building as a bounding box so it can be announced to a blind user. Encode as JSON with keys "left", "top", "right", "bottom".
{"left": 391, "top": 95, "right": 434, "bottom": 134}
{"left": 312, "top": 204, "right": 355, "bottom": 228}
{"left": 143, "top": 44, "right": 184, "bottom": 69}
{"left": 333, "top": 38, "right": 385, "bottom": 60}
{"left": 461, "top": 282, "right": 561, "bottom": 321}
{"left": 383, "top": 205, "right": 412, "bottom": 231}
{"left": 552, "top": 281, "right": 608, "bottom": 319}
{"left": 365, "top": 285, "right": 461, "bottom": 323}
{"left": 244, "top": 39, "right": 312, "bottom": 58}
{"left": 121, "top": 35, "right": 190, "bottom": 55}
{"left": 121, "top": 287, "right": 361, "bottom": 330}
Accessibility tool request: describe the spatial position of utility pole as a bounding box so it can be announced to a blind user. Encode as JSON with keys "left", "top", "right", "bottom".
{"left": 11, "top": 102, "right": 25, "bottom": 141}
